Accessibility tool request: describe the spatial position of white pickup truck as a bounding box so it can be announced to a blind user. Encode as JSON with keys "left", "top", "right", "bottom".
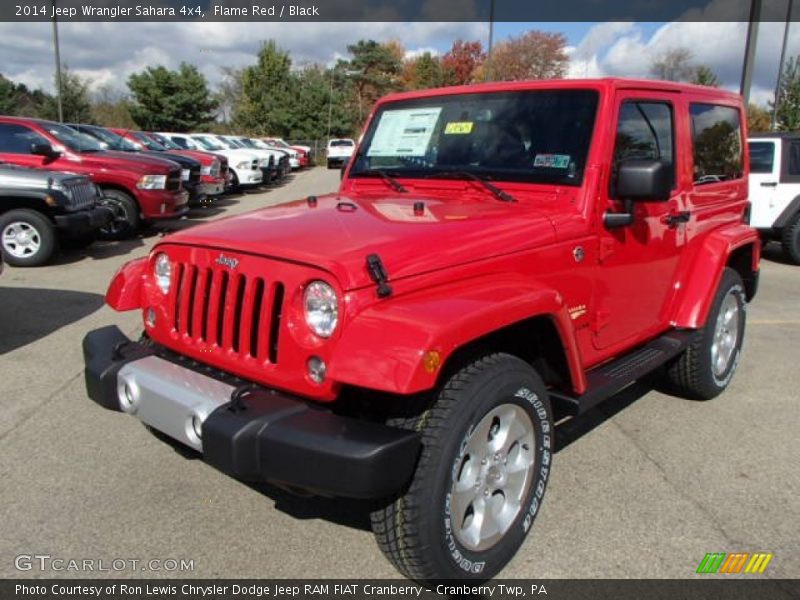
{"left": 326, "top": 138, "right": 355, "bottom": 169}
{"left": 748, "top": 133, "right": 800, "bottom": 264}
{"left": 159, "top": 132, "right": 263, "bottom": 189}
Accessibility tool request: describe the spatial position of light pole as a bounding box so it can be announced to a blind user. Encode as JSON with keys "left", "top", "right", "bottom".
{"left": 486, "top": 0, "right": 495, "bottom": 81}
{"left": 52, "top": 0, "right": 64, "bottom": 122}
{"left": 740, "top": 0, "right": 762, "bottom": 105}
{"left": 772, "top": 0, "right": 793, "bottom": 130}
{"left": 326, "top": 66, "right": 360, "bottom": 142}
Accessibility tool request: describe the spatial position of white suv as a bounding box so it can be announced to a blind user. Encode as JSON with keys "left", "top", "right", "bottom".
{"left": 748, "top": 133, "right": 800, "bottom": 264}
{"left": 326, "top": 138, "right": 355, "bottom": 169}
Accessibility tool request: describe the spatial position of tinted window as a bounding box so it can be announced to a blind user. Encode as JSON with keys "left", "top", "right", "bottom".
{"left": 690, "top": 103, "right": 743, "bottom": 184}
{"left": 612, "top": 101, "right": 674, "bottom": 194}
{"left": 350, "top": 90, "right": 599, "bottom": 186}
{"left": 0, "top": 123, "right": 49, "bottom": 153}
{"left": 748, "top": 141, "right": 775, "bottom": 174}
{"left": 788, "top": 142, "right": 800, "bottom": 176}
{"left": 331, "top": 140, "right": 354, "bottom": 147}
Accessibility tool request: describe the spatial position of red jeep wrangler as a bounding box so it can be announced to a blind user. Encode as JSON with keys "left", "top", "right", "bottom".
{"left": 83, "top": 79, "right": 759, "bottom": 580}
{"left": 0, "top": 117, "right": 189, "bottom": 239}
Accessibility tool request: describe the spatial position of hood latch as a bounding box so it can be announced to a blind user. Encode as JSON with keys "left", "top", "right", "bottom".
{"left": 366, "top": 253, "right": 392, "bottom": 298}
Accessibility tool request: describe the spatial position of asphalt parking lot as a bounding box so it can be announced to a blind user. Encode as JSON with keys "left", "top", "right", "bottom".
{"left": 0, "top": 167, "right": 798, "bottom": 580}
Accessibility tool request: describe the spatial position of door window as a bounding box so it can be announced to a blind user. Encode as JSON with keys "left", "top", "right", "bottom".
{"left": 0, "top": 123, "right": 49, "bottom": 154}
{"left": 690, "top": 103, "right": 743, "bottom": 184}
{"left": 611, "top": 101, "right": 674, "bottom": 196}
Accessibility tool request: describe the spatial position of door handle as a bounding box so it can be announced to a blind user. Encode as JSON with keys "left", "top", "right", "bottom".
{"left": 760, "top": 182, "right": 778, "bottom": 187}
{"left": 663, "top": 211, "right": 691, "bottom": 227}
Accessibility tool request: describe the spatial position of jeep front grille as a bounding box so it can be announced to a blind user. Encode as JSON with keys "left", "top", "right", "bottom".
{"left": 63, "top": 178, "right": 98, "bottom": 211}
{"left": 171, "top": 263, "right": 285, "bottom": 363}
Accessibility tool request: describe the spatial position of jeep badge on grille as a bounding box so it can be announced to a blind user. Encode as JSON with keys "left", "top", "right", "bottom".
{"left": 216, "top": 254, "right": 239, "bottom": 269}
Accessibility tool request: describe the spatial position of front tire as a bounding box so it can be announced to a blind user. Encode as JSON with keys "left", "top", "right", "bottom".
{"left": 370, "top": 354, "right": 553, "bottom": 581}
{"left": 665, "top": 267, "right": 746, "bottom": 400}
{"left": 97, "top": 189, "right": 140, "bottom": 240}
{"left": 0, "top": 209, "right": 57, "bottom": 267}
{"left": 780, "top": 214, "right": 800, "bottom": 265}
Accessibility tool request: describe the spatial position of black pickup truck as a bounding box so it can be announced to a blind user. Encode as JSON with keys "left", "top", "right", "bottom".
{"left": 0, "top": 163, "right": 112, "bottom": 266}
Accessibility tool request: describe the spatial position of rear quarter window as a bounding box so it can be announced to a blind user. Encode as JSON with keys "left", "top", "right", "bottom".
{"left": 748, "top": 141, "right": 775, "bottom": 174}
{"left": 690, "top": 103, "right": 744, "bottom": 185}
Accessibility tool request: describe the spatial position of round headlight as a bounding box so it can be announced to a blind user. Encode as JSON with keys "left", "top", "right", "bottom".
{"left": 303, "top": 281, "right": 338, "bottom": 338}
{"left": 154, "top": 253, "right": 172, "bottom": 295}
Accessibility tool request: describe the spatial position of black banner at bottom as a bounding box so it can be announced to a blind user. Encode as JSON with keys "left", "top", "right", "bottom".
{"left": 3, "top": 579, "right": 799, "bottom": 600}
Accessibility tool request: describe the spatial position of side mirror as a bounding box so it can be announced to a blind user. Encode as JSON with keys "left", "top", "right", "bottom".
{"left": 30, "top": 143, "right": 60, "bottom": 158}
{"left": 604, "top": 160, "right": 672, "bottom": 229}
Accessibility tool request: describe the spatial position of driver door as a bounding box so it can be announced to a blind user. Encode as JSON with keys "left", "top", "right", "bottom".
{"left": 592, "top": 93, "right": 688, "bottom": 352}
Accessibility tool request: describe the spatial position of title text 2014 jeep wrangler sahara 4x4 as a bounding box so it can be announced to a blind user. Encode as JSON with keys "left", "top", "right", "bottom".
{"left": 83, "top": 79, "right": 759, "bottom": 580}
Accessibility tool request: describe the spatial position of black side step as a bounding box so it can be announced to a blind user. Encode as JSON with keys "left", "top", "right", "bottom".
{"left": 550, "top": 330, "right": 700, "bottom": 416}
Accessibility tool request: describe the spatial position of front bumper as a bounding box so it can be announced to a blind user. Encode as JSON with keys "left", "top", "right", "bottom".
{"left": 201, "top": 180, "right": 226, "bottom": 196}
{"left": 54, "top": 206, "right": 114, "bottom": 236}
{"left": 82, "top": 326, "right": 421, "bottom": 499}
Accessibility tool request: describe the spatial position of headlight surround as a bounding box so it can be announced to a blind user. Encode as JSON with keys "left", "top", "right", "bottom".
{"left": 303, "top": 281, "right": 339, "bottom": 338}
{"left": 154, "top": 253, "right": 172, "bottom": 295}
{"left": 236, "top": 160, "right": 251, "bottom": 170}
{"left": 137, "top": 174, "right": 167, "bottom": 190}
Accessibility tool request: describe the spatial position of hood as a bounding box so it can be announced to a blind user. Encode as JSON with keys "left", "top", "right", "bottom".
{"left": 162, "top": 192, "right": 557, "bottom": 290}
{"left": 0, "top": 163, "right": 88, "bottom": 188}
{"left": 77, "top": 150, "right": 182, "bottom": 173}
{"left": 140, "top": 150, "right": 200, "bottom": 169}
{"left": 167, "top": 149, "right": 218, "bottom": 166}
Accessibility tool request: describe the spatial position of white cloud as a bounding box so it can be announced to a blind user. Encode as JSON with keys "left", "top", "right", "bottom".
{"left": 0, "top": 21, "right": 487, "bottom": 93}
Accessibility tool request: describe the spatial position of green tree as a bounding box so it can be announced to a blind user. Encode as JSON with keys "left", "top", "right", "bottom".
{"left": 691, "top": 65, "right": 720, "bottom": 87}
{"left": 773, "top": 55, "right": 800, "bottom": 131}
{"left": 90, "top": 85, "right": 136, "bottom": 128}
{"left": 0, "top": 75, "right": 53, "bottom": 117}
{"left": 341, "top": 39, "right": 403, "bottom": 121}
{"left": 747, "top": 103, "right": 772, "bottom": 133}
{"left": 403, "top": 52, "right": 443, "bottom": 90}
{"left": 234, "top": 40, "right": 293, "bottom": 136}
{"left": 127, "top": 63, "right": 217, "bottom": 131}
{"left": 41, "top": 65, "right": 91, "bottom": 122}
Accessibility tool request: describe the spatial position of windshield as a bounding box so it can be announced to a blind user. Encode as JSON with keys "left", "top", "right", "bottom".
{"left": 238, "top": 138, "right": 257, "bottom": 148}
{"left": 193, "top": 135, "right": 224, "bottom": 151}
{"left": 129, "top": 131, "right": 166, "bottom": 151}
{"left": 77, "top": 126, "right": 138, "bottom": 151}
{"left": 46, "top": 122, "right": 105, "bottom": 153}
{"left": 268, "top": 139, "right": 290, "bottom": 149}
{"left": 225, "top": 137, "right": 246, "bottom": 149}
{"left": 350, "top": 89, "right": 599, "bottom": 186}
{"left": 149, "top": 133, "right": 182, "bottom": 151}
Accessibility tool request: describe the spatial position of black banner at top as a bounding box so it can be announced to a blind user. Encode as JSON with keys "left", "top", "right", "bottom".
{"left": 3, "top": 0, "right": 800, "bottom": 22}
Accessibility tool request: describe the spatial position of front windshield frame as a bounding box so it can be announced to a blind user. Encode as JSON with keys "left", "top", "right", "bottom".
{"left": 46, "top": 122, "right": 105, "bottom": 152}
{"left": 349, "top": 88, "right": 600, "bottom": 187}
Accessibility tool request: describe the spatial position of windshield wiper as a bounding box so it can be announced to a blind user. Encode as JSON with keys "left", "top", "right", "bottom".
{"left": 369, "top": 169, "right": 408, "bottom": 193}
{"left": 431, "top": 170, "right": 516, "bottom": 203}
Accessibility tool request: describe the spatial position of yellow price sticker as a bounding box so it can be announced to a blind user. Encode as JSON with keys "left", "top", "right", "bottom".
{"left": 444, "top": 121, "right": 474, "bottom": 135}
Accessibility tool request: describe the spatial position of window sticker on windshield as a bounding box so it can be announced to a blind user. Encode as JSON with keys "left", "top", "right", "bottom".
{"left": 533, "top": 154, "right": 571, "bottom": 169}
{"left": 367, "top": 107, "right": 442, "bottom": 157}
{"left": 444, "top": 121, "right": 474, "bottom": 135}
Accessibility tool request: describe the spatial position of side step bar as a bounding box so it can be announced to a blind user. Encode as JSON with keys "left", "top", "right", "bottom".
{"left": 550, "top": 330, "right": 700, "bottom": 416}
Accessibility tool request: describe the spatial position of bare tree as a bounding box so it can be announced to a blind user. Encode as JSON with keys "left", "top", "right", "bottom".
{"left": 650, "top": 48, "right": 696, "bottom": 82}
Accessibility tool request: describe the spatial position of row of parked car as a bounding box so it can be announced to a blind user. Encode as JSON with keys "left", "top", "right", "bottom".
{"left": 0, "top": 115, "right": 312, "bottom": 266}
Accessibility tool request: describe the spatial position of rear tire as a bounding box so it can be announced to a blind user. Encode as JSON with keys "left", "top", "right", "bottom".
{"left": 780, "top": 214, "right": 800, "bottom": 265}
{"left": 665, "top": 268, "right": 746, "bottom": 400}
{"left": 0, "top": 209, "right": 56, "bottom": 267}
{"left": 370, "top": 353, "right": 553, "bottom": 581}
{"left": 97, "top": 189, "right": 139, "bottom": 240}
